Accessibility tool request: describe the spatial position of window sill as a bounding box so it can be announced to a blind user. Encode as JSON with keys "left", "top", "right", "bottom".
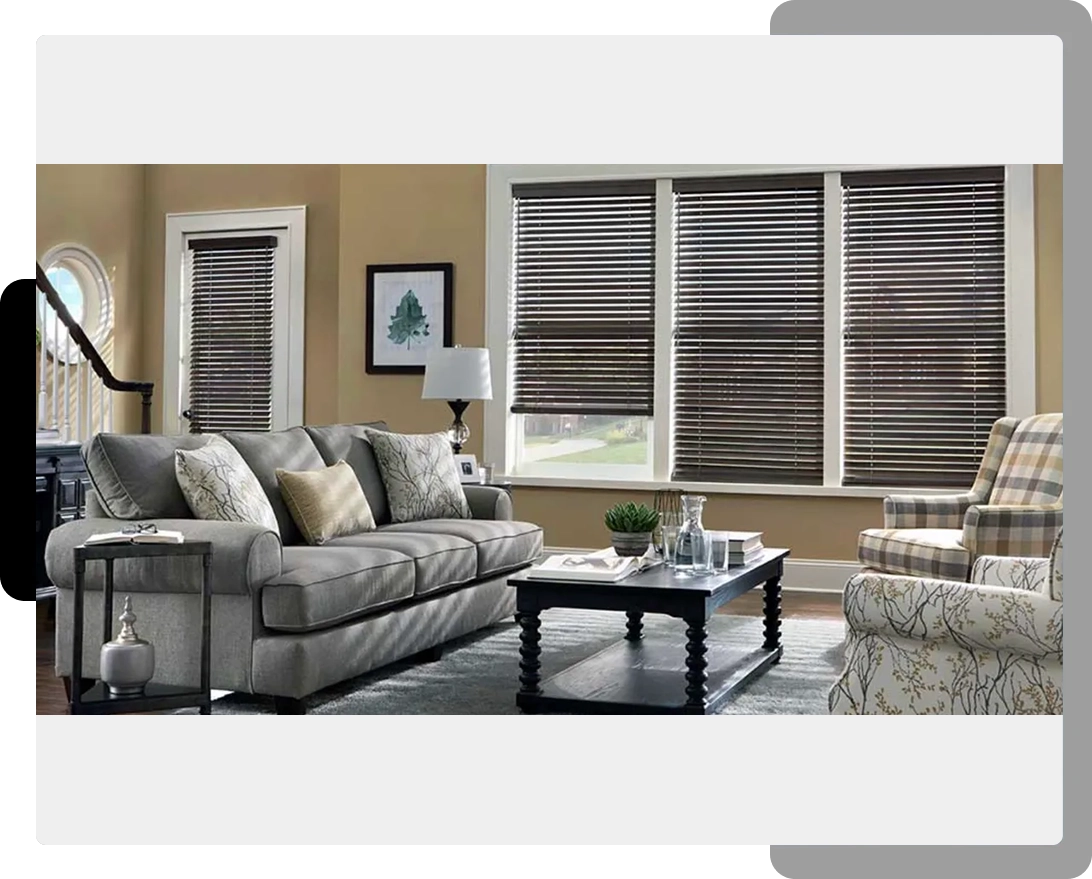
{"left": 502, "top": 475, "right": 959, "bottom": 499}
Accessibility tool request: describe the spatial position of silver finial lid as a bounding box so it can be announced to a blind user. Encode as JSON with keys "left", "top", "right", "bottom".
{"left": 113, "top": 595, "right": 148, "bottom": 645}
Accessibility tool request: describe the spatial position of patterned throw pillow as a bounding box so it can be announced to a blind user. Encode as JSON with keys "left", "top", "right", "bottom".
{"left": 363, "top": 430, "right": 471, "bottom": 523}
{"left": 175, "top": 436, "right": 280, "bottom": 532}
{"left": 275, "top": 460, "right": 377, "bottom": 545}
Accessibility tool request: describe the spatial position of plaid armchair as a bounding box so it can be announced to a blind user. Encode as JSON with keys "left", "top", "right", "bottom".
{"left": 857, "top": 413, "right": 1062, "bottom": 582}
{"left": 830, "top": 529, "right": 1063, "bottom": 714}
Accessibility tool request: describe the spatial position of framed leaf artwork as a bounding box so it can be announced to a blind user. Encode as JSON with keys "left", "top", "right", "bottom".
{"left": 365, "top": 263, "right": 454, "bottom": 374}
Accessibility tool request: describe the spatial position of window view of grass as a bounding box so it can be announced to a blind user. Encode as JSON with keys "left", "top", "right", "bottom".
{"left": 521, "top": 415, "right": 648, "bottom": 466}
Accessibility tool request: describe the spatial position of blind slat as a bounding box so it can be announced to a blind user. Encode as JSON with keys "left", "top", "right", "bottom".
{"left": 187, "top": 236, "right": 277, "bottom": 433}
{"left": 842, "top": 167, "right": 1006, "bottom": 487}
{"left": 672, "top": 179, "right": 825, "bottom": 484}
{"left": 511, "top": 183, "right": 655, "bottom": 417}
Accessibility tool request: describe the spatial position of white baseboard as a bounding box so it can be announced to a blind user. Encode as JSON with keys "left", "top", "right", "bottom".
{"left": 542, "top": 547, "right": 857, "bottom": 594}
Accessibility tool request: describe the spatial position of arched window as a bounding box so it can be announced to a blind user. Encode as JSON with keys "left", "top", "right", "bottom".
{"left": 37, "top": 243, "right": 114, "bottom": 364}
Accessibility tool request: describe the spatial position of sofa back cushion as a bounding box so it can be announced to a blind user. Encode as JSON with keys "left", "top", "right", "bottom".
{"left": 223, "top": 427, "right": 325, "bottom": 544}
{"left": 303, "top": 423, "right": 391, "bottom": 525}
{"left": 82, "top": 433, "right": 211, "bottom": 520}
{"left": 989, "top": 413, "right": 1063, "bottom": 505}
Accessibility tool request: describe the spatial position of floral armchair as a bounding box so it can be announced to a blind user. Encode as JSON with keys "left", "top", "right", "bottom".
{"left": 830, "top": 529, "right": 1063, "bottom": 715}
{"left": 858, "top": 413, "right": 1062, "bottom": 582}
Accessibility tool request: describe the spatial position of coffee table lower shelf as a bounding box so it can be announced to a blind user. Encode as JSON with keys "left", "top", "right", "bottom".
{"left": 516, "top": 629, "right": 782, "bottom": 715}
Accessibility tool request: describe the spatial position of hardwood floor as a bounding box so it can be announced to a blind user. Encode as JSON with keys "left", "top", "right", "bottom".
{"left": 36, "top": 590, "right": 843, "bottom": 715}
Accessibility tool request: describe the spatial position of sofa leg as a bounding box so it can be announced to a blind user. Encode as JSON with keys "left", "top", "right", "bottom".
{"left": 61, "top": 676, "right": 96, "bottom": 702}
{"left": 272, "top": 696, "right": 306, "bottom": 715}
{"left": 411, "top": 644, "right": 444, "bottom": 663}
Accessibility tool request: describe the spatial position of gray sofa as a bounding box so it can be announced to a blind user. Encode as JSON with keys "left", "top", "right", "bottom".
{"left": 44, "top": 423, "right": 543, "bottom": 713}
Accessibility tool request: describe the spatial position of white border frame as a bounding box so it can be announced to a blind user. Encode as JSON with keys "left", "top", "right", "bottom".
{"left": 163, "top": 206, "right": 306, "bottom": 436}
{"left": 485, "top": 165, "right": 1037, "bottom": 497}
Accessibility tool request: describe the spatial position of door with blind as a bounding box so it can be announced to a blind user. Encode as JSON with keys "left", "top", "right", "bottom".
{"left": 180, "top": 231, "right": 288, "bottom": 433}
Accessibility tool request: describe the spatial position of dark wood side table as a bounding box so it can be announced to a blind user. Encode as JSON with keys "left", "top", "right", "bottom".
{"left": 508, "top": 548, "right": 789, "bottom": 715}
{"left": 70, "top": 541, "right": 213, "bottom": 716}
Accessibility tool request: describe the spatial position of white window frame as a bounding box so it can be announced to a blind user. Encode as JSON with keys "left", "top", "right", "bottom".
{"left": 163, "top": 207, "right": 306, "bottom": 436}
{"left": 485, "top": 165, "right": 1037, "bottom": 497}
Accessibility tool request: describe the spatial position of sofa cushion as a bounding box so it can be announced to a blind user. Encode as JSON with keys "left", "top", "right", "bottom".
{"left": 858, "top": 527, "right": 970, "bottom": 581}
{"left": 380, "top": 519, "right": 543, "bottom": 578}
{"left": 303, "top": 423, "right": 391, "bottom": 525}
{"left": 364, "top": 429, "right": 471, "bottom": 523}
{"left": 223, "top": 427, "right": 326, "bottom": 545}
{"left": 276, "top": 460, "right": 377, "bottom": 545}
{"left": 262, "top": 546, "right": 415, "bottom": 633}
{"left": 324, "top": 531, "right": 477, "bottom": 596}
{"left": 175, "top": 435, "right": 280, "bottom": 532}
{"left": 82, "top": 433, "right": 211, "bottom": 520}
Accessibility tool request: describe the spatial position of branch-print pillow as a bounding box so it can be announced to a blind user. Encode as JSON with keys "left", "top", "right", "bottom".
{"left": 363, "top": 430, "right": 471, "bottom": 523}
{"left": 175, "top": 435, "right": 280, "bottom": 532}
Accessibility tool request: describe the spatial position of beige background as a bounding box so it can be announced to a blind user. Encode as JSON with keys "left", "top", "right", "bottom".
{"left": 37, "top": 164, "right": 1063, "bottom": 558}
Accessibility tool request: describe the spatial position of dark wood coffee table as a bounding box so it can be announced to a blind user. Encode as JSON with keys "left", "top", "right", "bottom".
{"left": 507, "top": 548, "right": 789, "bottom": 714}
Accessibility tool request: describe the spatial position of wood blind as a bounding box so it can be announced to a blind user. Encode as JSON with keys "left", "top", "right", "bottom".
{"left": 842, "top": 167, "right": 1006, "bottom": 487}
{"left": 672, "top": 175, "right": 826, "bottom": 484}
{"left": 510, "top": 181, "right": 656, "bottom": 416}
{"left": 186, "top": 235, "right": 278, "bottom": 433}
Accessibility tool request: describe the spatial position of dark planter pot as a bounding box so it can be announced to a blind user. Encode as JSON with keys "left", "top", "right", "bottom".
{"left": 611, "top": 531, "right": 652, "bottom": 557}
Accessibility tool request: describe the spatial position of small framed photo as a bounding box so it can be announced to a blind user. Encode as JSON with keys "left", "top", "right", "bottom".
{"left": 453, "top": 453, "right": 481, "bottom": 484}
{"left": 365, "top": 263, "right": 454, "bottom": 374}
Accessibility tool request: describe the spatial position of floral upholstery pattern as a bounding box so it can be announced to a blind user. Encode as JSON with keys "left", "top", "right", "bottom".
{"left": 830, "top": 532, "right": 1063, "bottom": 714}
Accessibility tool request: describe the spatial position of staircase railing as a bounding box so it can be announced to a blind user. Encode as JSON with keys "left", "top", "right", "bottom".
{"left": 36, "top": 262, "right": 154, "bottom": 438}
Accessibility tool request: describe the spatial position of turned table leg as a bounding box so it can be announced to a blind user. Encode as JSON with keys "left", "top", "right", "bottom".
{"left": 625, "top": 611, "right": 644, "bottom": 642}
{"left": 518, "top": 610, "right": 542, "bottom": 695}
{"left": 763, "top": 575, "right": 783, "bottom": 660}
{"left": 684, "top": 617, "right": 709, "bottom": 709}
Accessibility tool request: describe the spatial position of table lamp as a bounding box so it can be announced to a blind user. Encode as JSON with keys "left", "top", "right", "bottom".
{"left": 422, "top": 346, "right": 493, "bottom": 453}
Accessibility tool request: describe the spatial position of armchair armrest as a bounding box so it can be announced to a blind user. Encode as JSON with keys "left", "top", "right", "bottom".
{"left": 971, "top": 555, "right": 1051, "bottom": 594}
{"left": 843, "top": 571, "right": 1062, "bottom": 659}
{"left": 962, "top": 503, "right": 1063, "bottom": 558}
{"left": 462, "top": 485, "right": 513, "bottom": 521}
{"left": 44, "top": 518, "right": 282, "bottom": 596}
{"left": 883, "top": 492, "right": 978, "bottom": 528}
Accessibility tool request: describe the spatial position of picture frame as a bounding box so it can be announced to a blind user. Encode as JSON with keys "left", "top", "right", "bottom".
{"left": 365, "top": 263, "right": 453, "bottom": 374}
{"left": 453, "top": 453, "right": 481, "bottom": 484}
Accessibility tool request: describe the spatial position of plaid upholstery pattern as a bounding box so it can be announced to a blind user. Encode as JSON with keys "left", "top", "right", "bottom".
{"left": 962, "top": 503, "right": 1063, "bottom": 558}
{"left": 989, "top": 413, "right": 1063, "bottom": 505}
{"left": 858, "top": 528, "right": 970, "bottom": 581}
{"left": 882, "top": 418, "right": 1018, "bottom": 528}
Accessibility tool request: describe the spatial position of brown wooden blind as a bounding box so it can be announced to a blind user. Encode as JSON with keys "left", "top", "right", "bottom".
{"left": 186, "top": 235, "right": 277, "bottom": 433}
{"left": 672, "top": 175, "right": 826, "bottom": 484}
{"left": 842, "top": 167, "right": 1006, "bottom": 487}
{"left": 510, "top": 181, "right": 656, "bottom": 416}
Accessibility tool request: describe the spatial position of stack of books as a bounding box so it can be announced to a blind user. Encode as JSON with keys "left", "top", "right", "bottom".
{"left": 726, "top": 531, "right": 764, "bottom": 567}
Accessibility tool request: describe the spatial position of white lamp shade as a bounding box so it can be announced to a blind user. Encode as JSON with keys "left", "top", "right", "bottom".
{"left": 422, "top": 347, "right": 493, "bottom": 401}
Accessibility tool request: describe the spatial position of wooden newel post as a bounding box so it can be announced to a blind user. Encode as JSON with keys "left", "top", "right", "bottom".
{"left": 140, "top": 390, "right": 153, "bottom": 434}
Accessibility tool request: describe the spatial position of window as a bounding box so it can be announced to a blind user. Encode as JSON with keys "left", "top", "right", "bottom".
{"left": 486, "top": 166, "right": 1035, "bottom": 493}
{"left": 842, "top": 168, "right": 1007, "bottom": 487}
{"left": 672, "top": 175, "right": 826, "bottom": 484}
{"left": 37, "top": 243, "right": 113, "bottom": 365}
{"left": 163, "top": 207, "right": 306, "bottom": 436}
{"left": 509, "top": 181, "right": 656, "bottom": 475}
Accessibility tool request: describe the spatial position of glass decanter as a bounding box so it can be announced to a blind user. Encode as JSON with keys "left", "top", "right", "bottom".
{"left": 674, "top": 494, "right": 709, "bottom": 574}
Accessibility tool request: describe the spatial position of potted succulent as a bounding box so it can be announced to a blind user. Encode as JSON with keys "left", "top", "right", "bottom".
{"left": 604, "top": 502, "right": 660, "bottom": 557}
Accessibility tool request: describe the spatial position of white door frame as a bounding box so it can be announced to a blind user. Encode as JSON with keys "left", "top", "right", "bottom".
{"left": 163, "top": 206, "right": 306, "bottom": 436}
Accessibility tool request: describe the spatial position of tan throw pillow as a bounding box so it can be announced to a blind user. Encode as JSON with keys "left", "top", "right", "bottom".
{"left": 275, "top": 460, "right": 377, "bottom": 545}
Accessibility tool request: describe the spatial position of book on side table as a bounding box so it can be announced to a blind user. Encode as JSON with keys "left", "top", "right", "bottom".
{"left": 84, "top": 528, "right": 185, "bottom": 547}
{"left": 526, "top": 548, "right": 661, "bottom": 582}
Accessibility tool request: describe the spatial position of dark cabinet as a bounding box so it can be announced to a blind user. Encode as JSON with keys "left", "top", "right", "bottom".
{"left": 36, "top": 445, "right": 88, "bottom": 600}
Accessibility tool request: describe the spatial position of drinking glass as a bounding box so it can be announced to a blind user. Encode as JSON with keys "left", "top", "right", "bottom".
{"left": 661, "top": 525, "right": 679, "bottom": 567}
{"left": 707, "top": 531, "right": 729, "bottom": 572}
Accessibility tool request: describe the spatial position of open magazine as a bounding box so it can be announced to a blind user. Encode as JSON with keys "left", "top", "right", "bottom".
{"left": 84, "top": 526, "right": 185, "bottom": 546}
{"left": 526, "top": 548, "right": 661, "bottom": 582}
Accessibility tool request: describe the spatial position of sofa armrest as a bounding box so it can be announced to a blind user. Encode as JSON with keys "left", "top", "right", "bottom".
{"left": 883, "top": 492, "right": 977, "bottom": 528}
{"left": 843, "top": 570, "right": 1062, "bottom": 659}
{"left": 44, "top": 518, "right": 282, "bottom": 596}
{"left": 462, "top": 485, "right": 513, "bottom": 521}
{"left": 962, "top": 503, "right": 1063, "bottom": 558}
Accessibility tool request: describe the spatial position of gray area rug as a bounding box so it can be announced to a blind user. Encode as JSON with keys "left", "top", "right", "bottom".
{"left": 205, "top": 610, "right": 847, "bottom": 715}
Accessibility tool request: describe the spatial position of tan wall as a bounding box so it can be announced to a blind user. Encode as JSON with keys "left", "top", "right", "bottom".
{"left": 141, "top": 164, "right": 341, "bottom": 430}
{"left": 1035, "top": 164, "right": 1063, "bottom": 412}
{"left": 36, "top": 164, "right": 147, "bottom": 433}
{"left": 336, "top": 165, "right": 487, "bottom": 448}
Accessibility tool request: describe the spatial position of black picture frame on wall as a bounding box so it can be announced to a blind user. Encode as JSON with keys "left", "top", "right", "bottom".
{"left": 365, "top": 262, "right": 454, "bottom": 374}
